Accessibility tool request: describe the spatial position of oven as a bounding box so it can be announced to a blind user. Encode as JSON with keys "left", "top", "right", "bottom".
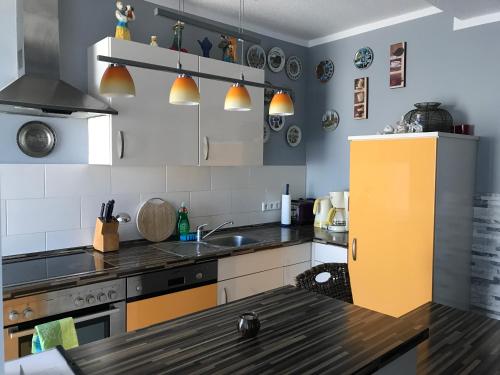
{"left": 3, "top": 279, "right": 126, "bottom": 360}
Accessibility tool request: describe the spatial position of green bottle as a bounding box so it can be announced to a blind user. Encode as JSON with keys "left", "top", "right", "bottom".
{"left": 177, "top": 202, "right": 190, "bottom": 236}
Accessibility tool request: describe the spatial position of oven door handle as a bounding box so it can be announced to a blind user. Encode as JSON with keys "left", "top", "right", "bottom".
{"left": 8, "top": 307, "right": 122, "bottom": 339}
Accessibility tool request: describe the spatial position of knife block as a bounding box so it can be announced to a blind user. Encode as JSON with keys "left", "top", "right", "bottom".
{"left": 93, "top": 218, "right": 119, "bottom": 252}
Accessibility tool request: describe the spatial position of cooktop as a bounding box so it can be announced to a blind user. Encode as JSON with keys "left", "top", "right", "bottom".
{"left": 2, "top": 251, "right": 116, "bottom": 287}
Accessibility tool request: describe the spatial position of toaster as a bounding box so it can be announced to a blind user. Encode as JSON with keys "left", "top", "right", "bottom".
{"left": 291, "top": 199, "right": 315, "bottom": 225}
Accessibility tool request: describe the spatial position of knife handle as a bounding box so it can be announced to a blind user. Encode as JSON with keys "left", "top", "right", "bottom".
{"left": 99, "top": 203, "right": 105, "bottom": 220}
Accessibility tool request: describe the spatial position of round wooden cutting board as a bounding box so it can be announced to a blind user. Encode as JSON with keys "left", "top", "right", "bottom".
{"left": 136, "top": 198, "right": 177, "bottom": 242}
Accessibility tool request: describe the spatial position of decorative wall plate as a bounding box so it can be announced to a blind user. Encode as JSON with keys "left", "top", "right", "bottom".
{"left": 286, "top": 125, "right": 302, "bottom": 147}
{"left": 17, "top": 121, "right": 57, "bottom": 157}
{"left": 267, "top": 47, "right": 286, "bottom": 72}
{"left": 322, "top": 110, "right": 340, "bottom": 131}
{"left": 247, "top": 44, "right": 266, "bottom": 69}
{"left": 267, "top": 114, "right": 285, "bottom": 132}
{"left": 286, "top": 56, "right": 302, "bottom": 80}
{"left": 354, "top": 47, "right": 374, "bottom": 69}
{"left": 316, "top": 59, "right": 334, "bottom": 83}
{"left": 263, "top": 122, "right": 270, "bottom": 143}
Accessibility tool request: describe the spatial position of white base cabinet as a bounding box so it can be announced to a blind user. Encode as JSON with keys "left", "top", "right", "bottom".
{"left": 312, "top": 243, "right": 347, "bottom": 266}
{"left": 217, "top": 243, "right": 311, "bottom": 305}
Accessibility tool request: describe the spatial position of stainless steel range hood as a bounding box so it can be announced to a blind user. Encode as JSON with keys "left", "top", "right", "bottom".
{"left": 0, "top": 0, "right": 117, "bottom": 118}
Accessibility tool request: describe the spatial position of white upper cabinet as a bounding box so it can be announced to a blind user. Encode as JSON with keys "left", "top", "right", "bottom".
{"left": 87, "top": 37, "right": 199, "bottom": 166}
{"left": 198, "top": 57, "right": 264, "bottom": 166}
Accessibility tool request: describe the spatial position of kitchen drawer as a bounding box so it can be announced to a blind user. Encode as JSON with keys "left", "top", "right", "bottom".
{"left": 126, "top": 284, "right": 217, "bottom": 332}
{"left": 282, "top": 243, "right": 311, "bottom": 266}
{"left": 312, "top": 243, "right": 348, "bottom": 263}
{"left": 217, "top": 268, "right": 284, "bottom": 304}
{"left": 218, "top": 248, "right": 283, "bottom": 281}
{"left": 284, "top": 261, "right": 311, "bottom": 286}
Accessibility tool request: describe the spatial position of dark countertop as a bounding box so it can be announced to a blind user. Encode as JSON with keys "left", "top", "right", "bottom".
{"left": 66, "top": 286, "right": 428, "bottom": 375}
{"left": 3, "top": 224, "right": 348, "bottom": 300}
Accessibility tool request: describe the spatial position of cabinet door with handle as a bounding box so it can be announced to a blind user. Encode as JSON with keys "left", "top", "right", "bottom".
{"left": 348, "top": 138, "right": 437, "bottom": 317}
{"left": 198, "top": 57, "right": 264, "bottom": 166}
{"left": 217, "top": 268, "right": 283, "bottom": 305}
{"left": 88, "top": 38, "right": 199, "bottom": 166}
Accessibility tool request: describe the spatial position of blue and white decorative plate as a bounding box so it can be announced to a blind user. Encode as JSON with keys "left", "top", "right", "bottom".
{"left": 286, "top": 56, "right": 302, "bottom": 80}
{"left": 247, "top": 45, "right": 266, "bottom": 69}
{"left": 354, "top": 47, "right": 374, "bottom": 69}
{"left": 267, "top": 47, "right": 286, "bottom": 73}
{"left": 286, "top": 125, "right": 302, "bottom": 147}
{"left": 267, "top": 114, "right": 285, "bottom": 132}
{"left": 316, "top": 59, "right": 334, "bottom": 83}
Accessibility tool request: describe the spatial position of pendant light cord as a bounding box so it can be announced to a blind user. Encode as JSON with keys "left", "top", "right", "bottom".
{"left": 239, "top": 0, "right": 245, "bottom": 80}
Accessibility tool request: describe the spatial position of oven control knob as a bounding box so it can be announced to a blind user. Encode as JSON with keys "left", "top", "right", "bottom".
{"left": 196, "top": 272, "right": 203, "bottom": 280}
{"left": 108, "top": 290, "right": 118, "bottom": 300}
{"left": 86, "top": 295, "right": 96, "bottom": 305}
{"left": 8, "top": 310, "right": 19, "bottom": 321}
{"left": 74, "top": 297, "right": 85, "bottom": 307}
{"left": 97, "top": 293, "right": 107, "bottom": 303}
{"left": 23, "top": 308, "right": 34, "bottom": 320}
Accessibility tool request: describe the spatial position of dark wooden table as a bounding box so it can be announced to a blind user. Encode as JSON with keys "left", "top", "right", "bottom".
{"left": 66, "top": 286, "right": 428, "bottom": 374}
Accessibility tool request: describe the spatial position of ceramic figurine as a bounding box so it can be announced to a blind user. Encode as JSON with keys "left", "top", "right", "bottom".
{"left": 218, "top": 35, "right": 237, "bottom": 63}
{"left": 383, "top": 125, "right": 395, "bottom": 134}
{"left": 394, "top": 116, "right": 409, "bottom": 133}
{"left": 170, "top": 20, "right": 188, "bottom": 52}
{"left": 150, "top": 35, "right": 158, "bottom": 47}
{"left": 115, "top": 1, "right": 135, "bottom": 41}
{"left": 197, "top": 37, "right": 213, "bottom": 58}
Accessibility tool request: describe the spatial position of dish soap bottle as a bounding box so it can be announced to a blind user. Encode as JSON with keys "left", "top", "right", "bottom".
{"left": 177, "top": 202, "right": 190, "bottom": 238}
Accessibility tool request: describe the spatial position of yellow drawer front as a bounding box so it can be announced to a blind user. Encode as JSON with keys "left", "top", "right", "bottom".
{"left": 127, "top": 284, "right": 217, "bottom": 332}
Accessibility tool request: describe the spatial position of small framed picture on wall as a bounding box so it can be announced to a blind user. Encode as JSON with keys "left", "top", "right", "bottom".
{"left": 390, "top": 42, "right": 406, "bottom": 88}
{"left": 354, "top": 77, "right": 368, "bottom": 120}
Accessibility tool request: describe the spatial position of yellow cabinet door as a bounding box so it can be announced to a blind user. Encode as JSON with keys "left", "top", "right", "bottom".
{"left": 127, "top": 284, "right": 217, "bottom": 332}
{"left": 349, "top": 138, "right": 437, "bottom": 317}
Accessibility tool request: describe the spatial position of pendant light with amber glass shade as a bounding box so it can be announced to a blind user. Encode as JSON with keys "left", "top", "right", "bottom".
{"left": 224, "top": 0, "right": 251, "bottom": 111}
{"left": 169, "top": 0, "right": 200, "bottom": 105}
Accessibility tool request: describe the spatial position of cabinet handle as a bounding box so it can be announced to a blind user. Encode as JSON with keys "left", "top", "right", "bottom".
{"left": 117, "top": 131, "right": 124, "bottom": 159}
{"left": 223, "top": 287, "right": 228, "bottom": 304}
{"left": 203, "top": 136, "right": 209, "bottom": 160}
{"left": 352, "top": 238, "right": 357, "bottom": 261}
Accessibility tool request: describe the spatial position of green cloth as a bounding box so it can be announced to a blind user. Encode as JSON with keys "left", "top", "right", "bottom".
{"left": 31, "top": 317, "right": 79, "bottom": 353}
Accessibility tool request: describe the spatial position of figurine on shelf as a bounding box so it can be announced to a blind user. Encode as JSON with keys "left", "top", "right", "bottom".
{"left": 218, "top": 35, "right": 237, "bottom": 63}
{"left": 170, "top": 20, "right": 188, "bottom": 52}
{"left": 150, "top": 35, "right": 158, "bottom": 46}
{"left": 197, "top": 37, "right": 213, "bottom": 58}
{"left": 115, "top": 1, "right": 135, "bottom": 41}
{"left": 394, "top": 116, "right": 409, "bottom": 133}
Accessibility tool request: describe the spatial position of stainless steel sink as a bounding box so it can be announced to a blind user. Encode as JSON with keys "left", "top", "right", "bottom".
{"left": 205, "top": 235, "right": 260, "bottom": 248}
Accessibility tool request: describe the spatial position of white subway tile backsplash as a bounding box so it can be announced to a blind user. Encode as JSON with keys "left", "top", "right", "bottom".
{"left": 190, "top": 190, "right": 231, "bottom": 217}
{"left": 46, "top": 228, "right": 93, "bottom": 251}
{"left": 45, "top": 165, "right": 111, "bottom": 197}
{"left": 111, "top": 166, "right": 165, "bottom": 194}
{"left": 1, "top": 233, "right": 46, "bottom": 256}
{"left": 0, "top": 165, "right": 44, "bottom": 199}
{"left": 249, "top": 166, "right": 306, "bottom": 199}
{"left": 1, "top": 200, "right": 6, "bottom": 237}
{"left": 211, "top": 167, "right": 250, "bottom": 190}
{"left": 231, "top": 189, "right": 264, "bottom": 213}
{"left": 140, "top": 192, "right": 189, "bottom": 211}
{"left": 166, "top": 166, "right": 210, "bottom": 192}
{"left": 81, "top": 194, "right": 140, "bottom": 228}
{"left": 1, "top": 165, "right": 306, "bottom": 255}
{"left": 7, "top": 198, "right": 80, "bottom": 235}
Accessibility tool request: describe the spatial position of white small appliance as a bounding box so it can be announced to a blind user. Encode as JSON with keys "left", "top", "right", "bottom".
{"left": 327, "top": 191, "right": 349, "bottom": 232}
{"left": 313, "top": 197, "right": 333, "bottom": 228}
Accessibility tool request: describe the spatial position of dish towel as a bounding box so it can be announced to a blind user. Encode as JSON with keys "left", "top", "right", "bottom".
{"left": 31, "top": 317, "right": 79, "bottom": 354}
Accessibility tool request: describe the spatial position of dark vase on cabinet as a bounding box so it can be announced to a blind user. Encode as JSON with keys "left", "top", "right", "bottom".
{"left": 404, "top": 102, "right": 453, "bottom": 132}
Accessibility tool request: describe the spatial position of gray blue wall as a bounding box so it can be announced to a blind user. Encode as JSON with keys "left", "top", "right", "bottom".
{"left": 0, "top": 0, "right": 308, "bottom": 165}
{"left": 306, "top": 12, "right": 500, "bottom": 197}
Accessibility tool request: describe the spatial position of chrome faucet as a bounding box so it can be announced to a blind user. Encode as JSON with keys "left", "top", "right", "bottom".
{"left": 196, "top": 221, "right": 234, "bottom": 242}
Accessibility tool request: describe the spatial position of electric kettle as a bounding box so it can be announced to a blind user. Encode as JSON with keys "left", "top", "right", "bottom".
{"left": 313, "top": 197, "right": 333, "bottom": 228}
{"left": 327, "top": 191, "right": 349, "bottom": 232}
